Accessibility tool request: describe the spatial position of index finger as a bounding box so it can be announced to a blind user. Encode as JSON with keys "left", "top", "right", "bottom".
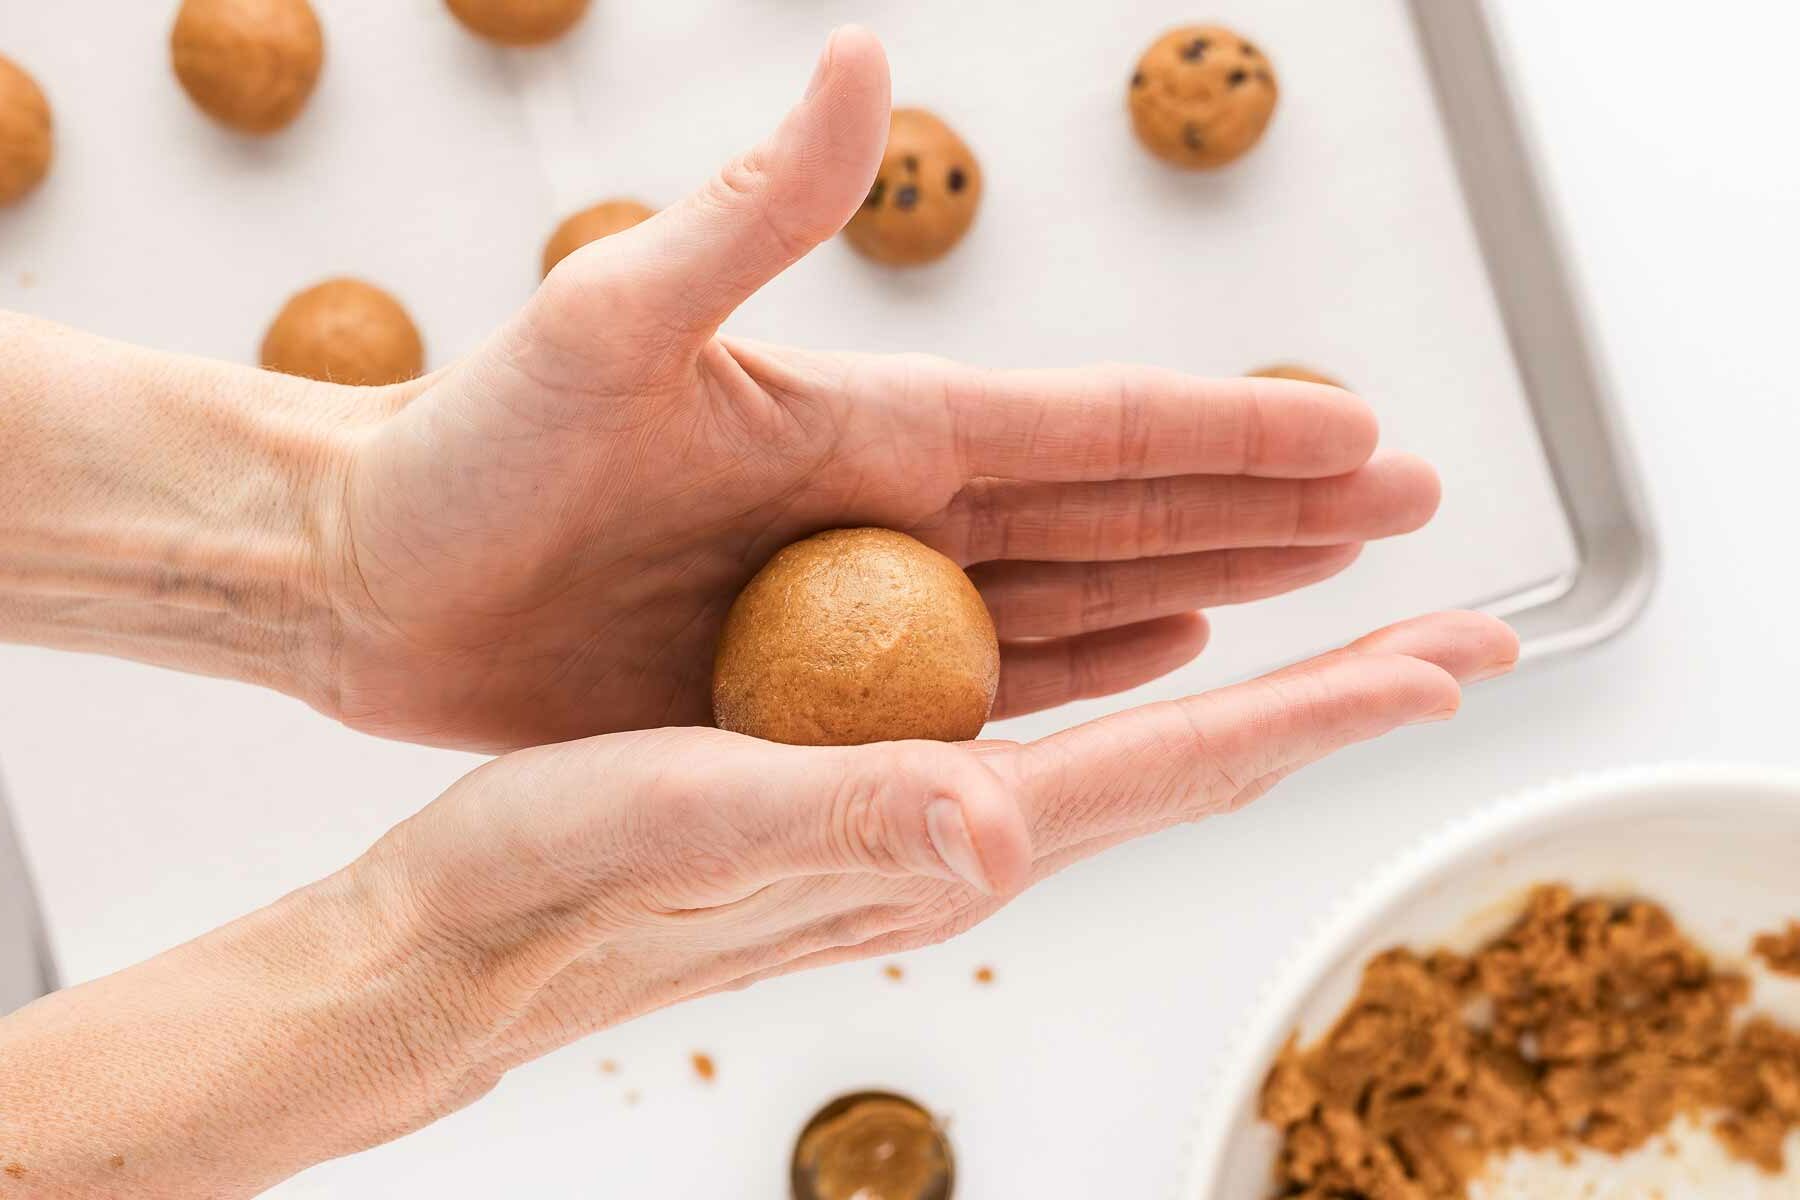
{"left": 937, "top": 364, "right": 1380, "bottom": 482}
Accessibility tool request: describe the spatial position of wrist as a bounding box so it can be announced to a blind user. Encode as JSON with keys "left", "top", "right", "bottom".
{"left": 0, "top": 313, "right": 370, "bottom": 707}
{"left": 0, "top": 859, "right": 497, "bottom": 1199}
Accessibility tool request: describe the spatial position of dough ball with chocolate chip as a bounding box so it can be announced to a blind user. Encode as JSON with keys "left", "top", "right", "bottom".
{"left": 0, "top": 55, "right": 52, "bottom": 206}
{"left": 844, "top": 109, "right": 982, "bottom": 267}
{"left": 261, "top": 278, "right": 423, "bottom": 386}
{"left": 1129, "top": 25, "right": 1278, "bottom": 169}
{"left": 1251, "top": 364, "right": 1344, "bottom": 389}
{"left": 171, "top": 0, "right": 324, "bottom": 135}
{"left": 541, "top": 198, "right": 654, "bottom": 277}
{"left": 445, "top": 0, "right": 590, "bottom": 46}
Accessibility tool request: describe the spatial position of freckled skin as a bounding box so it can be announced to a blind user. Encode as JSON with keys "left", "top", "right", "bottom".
{"left": 1129, "top": 25, "right": 1279, "bottom": 169}
{"left": 844, "top": 109, "right": 982, "bottom": 266}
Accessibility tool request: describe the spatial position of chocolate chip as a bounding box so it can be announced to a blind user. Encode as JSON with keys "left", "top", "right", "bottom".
{"left": 895, "top": 184, "right": 920, "bottom": 211}
{"left": 864, "top": 179, "right": 886, "bottom": 209}
{"left": 1255, "top": 67, "right": 1272, "bottom": 83}
{"left": 1182, "top": 123, "right": 1203, "bottom": 151}
{"left": 902, "top": 155, "right": 919, "bottom": 174}
{"left": 1131, "top": 70, "right": 1146, "bottom": 88}
{"left": 1241, "top": 41, "right": 1259, "bottom": 56}
{"left": 947, "top": 167, "right": 967, "bottom": 193}
{"left": 1229, "top": 69, "right": 1249, "bottom": 87}
{"left": 1181, "top": 38, "right": 1209, "bottom": 61}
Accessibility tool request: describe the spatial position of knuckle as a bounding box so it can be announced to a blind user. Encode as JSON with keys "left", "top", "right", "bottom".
{"left": 827, "top": 753, "right": 907, "bottom": 874}
{"left": 712, "top": 149, "right": 769, "bottom": 206}
{"left": 957, "top": 479, "right": 1009, "bottom": 562}
{"left": 1077, "top": 562, "right": 1121, "bottom": 629}
{"left": 708, "top": 150, "right": 825, "bottom": 261}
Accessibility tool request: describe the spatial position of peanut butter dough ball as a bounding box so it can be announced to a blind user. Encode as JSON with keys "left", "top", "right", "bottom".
{"left": 541, "top": 198, "right": 654, "bottom": 278}
{"left": 0, "top": 56, "right": 52, "bottom": 206}
{"left": 844, "top": 109, "right": 982, "bottom": 267}
{"left": 1129, "top": 25, "right": 1278, "bottom": 169}
{"left": 171, "top": 0, "right": 324, "bottom": 135}
{"left": 1251, "top": 364, "right": 1344, "bottom": 389}
{"left": 261, "top": 278, "right": 423, "bottom": 386}
{"left": 713, "top": 528, "right": 999, "bottom": 746}
{"left": 445, "top": 0, "right": 590, "bottom": 46}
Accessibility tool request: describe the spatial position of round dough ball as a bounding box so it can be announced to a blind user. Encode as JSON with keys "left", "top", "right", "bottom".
{"left": 1251, "top": 364, "right": 1344, "bottom": 389}
{"left": 1129, "top": 25, "right": 1278, "bottom": 169}
{"left": 261, "top": 278, "right": 424, "bottom": 386}
{"left": 844, "top": 109, "right": 982, "bottom": 267}
{"left": 0, "top": 56, "right": 52, "bottom": 206}
{"left": 713, "top": 528, "right": 999, "bottom": 746}
{"left": 445, "top": 0, "right": 590, "bottom": 46}
{"left": 171, "top": 0, "right": 324, "bottom": 135}
{"left": 541, "top": 198, "right": 655, "bottom": 278}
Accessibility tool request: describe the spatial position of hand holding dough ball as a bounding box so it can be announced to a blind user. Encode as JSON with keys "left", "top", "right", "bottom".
{"left": 1252, "top": 364, "right": 1344, "bottom": 389}
{"left": 171, "top": 0, "right": 324, "bottom": 134}
{"left": 261, "top": 278, "right": 423, "bottom": 386}
{"left": 1129, "top": 25, "right": 1277, "bottom": 168}
{"left": 446, "top": 0, "right": 590, "bottom": 46}
{"left": 0, "top": 56, "right": 52, "bottom": 205}
{"left": 713, "top": 529, "right": 999, "bottom": 746}
{"left": 844, "top": 109, "right": 982, "bottom": 267}
{"left": 541, "top": 199, "right": 655, "bottom": 278}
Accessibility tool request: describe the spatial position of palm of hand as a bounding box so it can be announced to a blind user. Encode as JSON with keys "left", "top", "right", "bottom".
{"left": 378, "top": 604, "right": 1512, "bottom": 1080}
{"left": 320, "top": 30, "right": 1437, "bottom": 753}
{"left": 333, "top": 340, "right": 966, "bottom": 749}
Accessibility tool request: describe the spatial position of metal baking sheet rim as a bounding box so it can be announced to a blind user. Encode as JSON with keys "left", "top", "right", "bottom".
{"left": 1178, "top": 2, "right": 1660, "bottom": 1195}
{"left": 1419, "top": 0, "right": 1657, "bottom": 664}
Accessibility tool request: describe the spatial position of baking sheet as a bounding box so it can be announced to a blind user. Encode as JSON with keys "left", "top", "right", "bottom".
{"left": 529, "top": 0, "right": 1583, "bottom": 739}
{"left": 4, "top": 0, "right": 1581, "bottom": 743}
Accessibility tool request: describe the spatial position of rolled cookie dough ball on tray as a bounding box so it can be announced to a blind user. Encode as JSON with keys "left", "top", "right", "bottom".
{"left": 1129, "top": 24, "right": 1278, "bottom": 169}
{"left": 171, "top": 0, "right": 324, "bottom": 135}
{"left": 0, "top": 55, "right": 53, "bottom": 205}
{"left": 261, "top": 278, "right": 424, "bottom": 386}
{"left": 844, "top": 108, "right": 982, "bottom": 267}
{"left": 446, "top": 0, "right": 590, "bottom": 46}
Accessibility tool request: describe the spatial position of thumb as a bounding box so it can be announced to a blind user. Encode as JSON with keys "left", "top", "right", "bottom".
{"left": 580, "top": 26, "right": 890, "bottom": 342}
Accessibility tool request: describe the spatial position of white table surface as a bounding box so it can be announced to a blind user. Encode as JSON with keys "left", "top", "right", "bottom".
{"left": 3, "top": 1, "right": 1800, "bottom": 1197}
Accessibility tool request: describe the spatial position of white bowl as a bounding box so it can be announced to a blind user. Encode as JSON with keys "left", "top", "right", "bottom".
{"left": 1184, "top": 762, "right": 1800, "bottom": 1199}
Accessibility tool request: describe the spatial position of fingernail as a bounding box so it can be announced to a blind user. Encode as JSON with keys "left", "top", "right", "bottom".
{"left": 925, "top": 798, "right": 993, "bottom": 894}
{"left": 1406, "top": 706, "right": 1460, "bottom": 726}
{"left": 1465, "top": 656, "right": 1520, "bottom": 684}
{"left": 804, "top": 28, "right": 841, "bottom": 99}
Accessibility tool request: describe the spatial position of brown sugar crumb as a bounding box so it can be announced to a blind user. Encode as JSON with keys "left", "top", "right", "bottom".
{"left": 974, "top": 966, "right": 995, "bottom": 985}
{"left": 624, "top": 1089, "right": 641, "bottom": 1106}
{"left": 883, "top": 964, "right": 905, "bottom": 982}
{"left": 691, "top": 1052, "right": 716, "bottom": 1083}
{"left": 1261, "top": 885, "right": 1800, "bottom": 1198}
{"left": 1753, "top": 921, "right": 1800, "bottom": 977}
{"left": 108, "top": 1155, "right": 125, "bottom": 1170}
{"left": 3, "top": 1163, "right": 24, "bottom": 1178}
{"left": 599, "top": 1059, "right": 618, "bottom": 1074}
